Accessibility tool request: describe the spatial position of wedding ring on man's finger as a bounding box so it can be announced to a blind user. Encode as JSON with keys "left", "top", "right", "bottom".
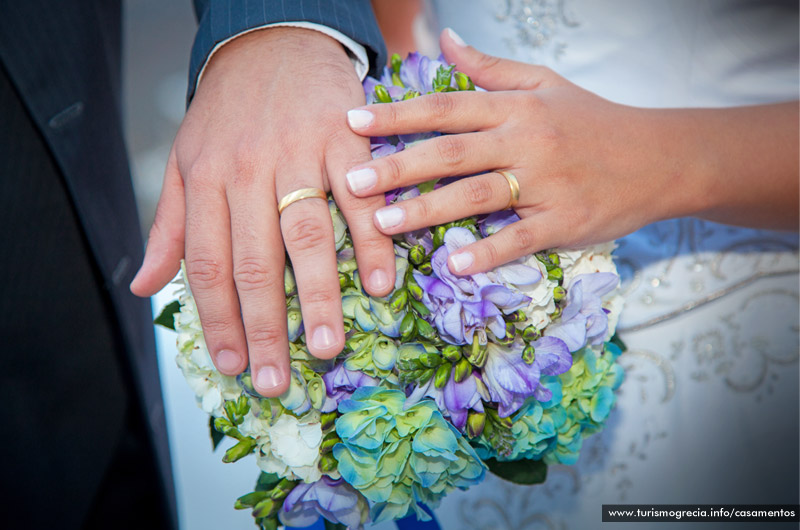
{"left": 277, "top": 187, "right": 328, "bottom": 216}
{"left": 498, "top": 171, "right": 520, "bottom": 210}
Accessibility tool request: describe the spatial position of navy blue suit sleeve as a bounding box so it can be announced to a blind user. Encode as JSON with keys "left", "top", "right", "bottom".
{"left": 189, "top": 0, "right": 386, "bottom": 101}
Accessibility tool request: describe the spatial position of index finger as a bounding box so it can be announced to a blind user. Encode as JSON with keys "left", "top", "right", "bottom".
{"left": 346, "top": 90, "right": 507, "bottom": 137}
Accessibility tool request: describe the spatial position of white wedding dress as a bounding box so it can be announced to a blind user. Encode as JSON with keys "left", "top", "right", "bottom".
{"left": 427, "top": 1, "right": 799, "bottom": 529}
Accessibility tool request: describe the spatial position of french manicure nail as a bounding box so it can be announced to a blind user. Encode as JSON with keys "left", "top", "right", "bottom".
{"left": 311, "top": 325, "right": 336, "bottom": 351}
{"left": 375, "top": 207, "right": 405, "bottom": 230}
{"left": 446, "top": 27, "right": 467, "bottom": 47}
{"left": 449, "top": 252, "right": 474, "bottom": 273}
{"left": 347, "top": 109, "right": 374, "bottom": 129}
{"left": 346, "top": 167, "right": 377, "bottom": 193}
{"left": 256, "top": 366, "right": 285, "bottom": 393}
{"left": 215, "top": 349, "right": 241, "bottom": 373}
{"left": 369, "top": 269, "right": 390, "bottom": 292}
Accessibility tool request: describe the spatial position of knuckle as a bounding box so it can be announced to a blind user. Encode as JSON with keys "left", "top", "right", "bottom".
{"left": 231, "top": 142, "right": 260, "bottom": 187}
{"left": 382, "top": 153, "right": 406, "bottom": 185}
{"left": 384, "top": 102, "right": 399, "bottom": 127}
{"left": 232, "top": 258, "right": 271, "bottom": 292}
{"left": 283, "top": 216, "right": 331, "bottom": 253}
{"left": 300, "top": 288, "right": 340, "bottom": 308}
{"left": 185, "top": 254, "right": 226, "bottom": 291}
{"left": 476, "top": 53, "right": 502, "bottom": 73}
{"left": 197, "top": 314, "right": 233, "bottom": 337}
{"left": 246, "top": 326, "right": 285, "bottom": 350}
{"left": 185, "top": 157, "right": 215, "bottom": 186}
{"left": 462, "top": 177, "right": 494, "bottom": 207}
{"left": 509, "top": 223, "right": 537, "bottom": 251}
{"left": 425, "top": 92, "right": 456, "bottom": 120}
{"left": 435, "top": 136, "right": 467, "bottom": 167}
{"left": 482, "top": 239, "right": 500, "bottom": 267}
{"left": 412, "top": 196, "right": 434, "bottom": 223}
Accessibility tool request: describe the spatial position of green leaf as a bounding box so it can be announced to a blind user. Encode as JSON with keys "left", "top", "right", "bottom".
{"left": 209, "top": 416, "right": 225, "bottom": 450}
{"left": 154, "top": 300, "right": 180, "bottom": 330}
{"left": 323, "top": 520, "right": 347, "bottom": 530}
{"left": 609, "top": 333, "right": 628, "bottom": 352}
{"left": 255, "top": 472, "right": 281, "bottom": 492}
{"left": 485, "top": 457, "right": 547, "bottom": 485}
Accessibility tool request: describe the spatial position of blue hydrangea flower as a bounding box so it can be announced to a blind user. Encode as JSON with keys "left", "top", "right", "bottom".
{"left": 333, "top": 387, "right": 485, "bottom": 523}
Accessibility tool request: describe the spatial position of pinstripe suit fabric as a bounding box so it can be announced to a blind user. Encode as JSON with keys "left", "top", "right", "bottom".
{"left": 189, "top": 0, "right": 387, "bottom": 100}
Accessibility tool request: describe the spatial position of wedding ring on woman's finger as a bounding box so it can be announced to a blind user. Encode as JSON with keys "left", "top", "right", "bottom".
{"left": 277, "top": 187, "right": 328, "bottom": 215}
{"left": 498, "top": 171, "right": 520, "bottom": 210}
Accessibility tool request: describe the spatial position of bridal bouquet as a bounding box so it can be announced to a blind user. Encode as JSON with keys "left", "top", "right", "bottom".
{"left": 158, "top": 53, "right": 625, "bottom": 530}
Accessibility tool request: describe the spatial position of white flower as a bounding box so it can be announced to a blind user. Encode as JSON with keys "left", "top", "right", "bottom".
{"left": 603, "top": 293, "right": 626, "bottom": 340}
{"left": 518, "top": 256, "right": 557, "bottom": 330}
{"left": 254, "top": 414, "right": 323, "bottom": 483}
{"left": 560, "top": 242, "right": 617, "bottom": 286}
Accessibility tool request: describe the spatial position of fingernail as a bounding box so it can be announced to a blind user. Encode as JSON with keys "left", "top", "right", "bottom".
{"left": 215, "top": 349, "right": 241, "bottom": 373}
{"left": 311, "top": 325, "right": 336, "bottom": 351}
{"left": 375, "top": 207, "right": 405, "bottom": 230}
{"left": 369, "top": 269, "right": 390, "bottom": 292}
{"left": 446, "top": 28, "right": 467, "bottom": 47}
{"left": 346, "top": 167, "right": 377, "bottom": 193}
{"left": 449, "top": 252, "right": 474, "bottom": 273}
{"left": 255, "top": 366, "right": 285, "bottom": 393}
{"left": 347, "top": 109, "right": 374, "bottom": 129}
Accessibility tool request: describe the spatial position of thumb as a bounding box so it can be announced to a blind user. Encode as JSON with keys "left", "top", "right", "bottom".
{"left": 439, "top": 27, "right": 561, "bottom": 91}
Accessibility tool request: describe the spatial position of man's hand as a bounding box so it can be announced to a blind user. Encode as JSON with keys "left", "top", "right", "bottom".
{"left": 131, "top": 28, "right": 395, "bottom": 396}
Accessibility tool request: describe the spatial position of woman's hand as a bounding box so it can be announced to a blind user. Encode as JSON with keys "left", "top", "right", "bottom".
{"left": 344, "top": 29, "right": 798, "bottom": 276}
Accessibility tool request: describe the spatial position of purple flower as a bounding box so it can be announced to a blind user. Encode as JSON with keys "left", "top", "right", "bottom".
{"left": 479, "top": 210, "right": 520, "bottom": 237}
{"left": 279, "top": 476, "right": 369, "bottom": 530}
{"left": 413, "top": 227, "right": 539, "bottom": 345}
{"left": 545, "top": 272, "right": 619, "bottom": 352}
{"left": 405, "top": 371, "right": 487, "bottom": 431}
{"left": 321, "top": 363, "right": 379, "bottom": 413}
{"left": 482, "top": 337, "right": 572, "bottom": 417}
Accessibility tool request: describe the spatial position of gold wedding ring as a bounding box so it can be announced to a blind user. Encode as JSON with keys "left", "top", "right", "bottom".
{"left": 277, "top": 187, "right": 327, "bottom": 215}
{"left": 498, "top": 171, "right": 520, "bottom": 210}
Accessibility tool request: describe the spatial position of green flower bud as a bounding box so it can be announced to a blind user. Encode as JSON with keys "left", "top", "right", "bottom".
{"left": 409, "top": 298, "right": 430, "bottom": 316}
{"left": 466, "top": 411, "right": 486, "bottom": 438}
{"left": 455, "top": 71, "right": 475, "bottom": 91}
{"left": 234, "top": 490, "right": 269, "bottom": 509}
{"left": 419, "top": 367, "right": 435, "bottom": 384}
{"left": 374, "top": 84, "right": 392, "bottom": 103}
{"left": 391, "top": 71, "right": 404, "bottom": 88}
{"left": 320, "top": 411, "right": 338, "bottom": 431}
{"left": 441, "top": 344, "right": 462, "bottom": 362}
{"left": 523, "top": 344, "right": 536, "bottom": 364}
{"left": 252, "top": 498, "right": 278, "bottom": 519}
{"left": 522, "top": 325, "right": 541, "bottom": 342}
{"left": 454, "top": 357, "right": 472, "bottom": 383}
{"left": 417, "top": 262, "right": 433, "bottom": 275}
{"left": 320, "top": 433, "right": 341, "bottom": 453}
{"left": 433, "top": 226, "right": 447, "bottom": 249}
{"left": 547, "top": 267, "right": 563, "bottom": 281}
{"left": 547, "top": 252, "right": 560, "bottom": 266}
{"left": 551, "top": 306, "right": 563, "bottom": 319}
{"left": 505, "top": 309, "right": 526, "bottom": 323}
{"left": 259, "top": 517, "right": 279, "bottom": 530}
{"left": 400, "top": 312, "right": 416, "bottom": 341}
{"left": 391, "top": 53, "right": 402, "bottom": 74}
{"left": 553, "top": 285, "right": 566, "bottom": 302}
{"left": 214, "top": 416, "right": 234, "bottom": 434}
{"left": 390, "top": 288, "right": 408, "bottom": 313}
{"left": 418, "top": 352, "right": 443, "bottom": 368}
{"left": 271, "top": 478, "right": 297, "bottom": 499}
{"left": 409, "top": 244, "right": 427, "bottom": 265}
{"left": 465, "top": 340, "right": 488, "bottom": 367}
{"left": 505, "top": 321, "right": 517, "bottom": 338}
{"left": 416, "top": 317, "right": 436, "bottom": 341}
{"left": 402, "top": 90, "right": 420, "bottom": 100}
{"left": 223, "top": 438, "right": 256, "bottom": 463}
{"left": 224, "top": 401, "right": 238, "bottom": 422}
{"left": 284, "top": 267, "right": 297, "bottom": 297}
{"left": 338, "top": 272, "right": 352, "bottom": 290}
{"left": 407, "top": 281, "right": 424, "bottom": 301}
{"left": 319, "top": 452, "right": 338, "bottom": 473}
{"left": 434, "top": 362, "right": 452, "bottom": 389}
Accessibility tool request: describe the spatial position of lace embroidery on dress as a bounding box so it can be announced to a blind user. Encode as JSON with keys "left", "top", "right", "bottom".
{"left": 493, "top": 0, "right": 579, "bottom": 60}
